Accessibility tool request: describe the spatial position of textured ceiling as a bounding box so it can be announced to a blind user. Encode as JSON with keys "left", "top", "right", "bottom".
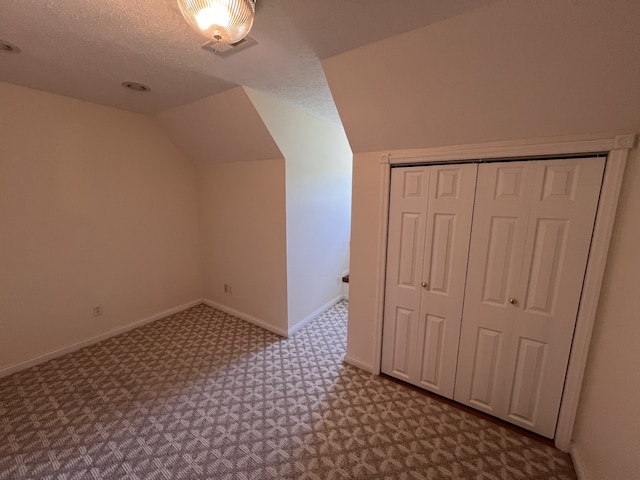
{"left": 0, "top": 0, "right": 494, "bottom": 123}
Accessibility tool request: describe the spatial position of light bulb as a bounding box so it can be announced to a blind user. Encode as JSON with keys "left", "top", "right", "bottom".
{"left": 195, "top": 5, "right": 232, "bottom": 31}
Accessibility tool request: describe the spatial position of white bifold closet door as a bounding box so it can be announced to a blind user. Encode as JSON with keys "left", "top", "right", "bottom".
{"left": 381, "top": 164, "right": 477, "bottom": 398}
{"left": 453, "top": 157, "right": 605, "bottom": 438}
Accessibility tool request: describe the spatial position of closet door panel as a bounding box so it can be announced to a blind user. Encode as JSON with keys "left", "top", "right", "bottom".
{"left": 417, "top": 164, "right": 477, "bottom": 397}
{"left": 507, "top": 157, "right": 605, "bottom": 436}
{"left": 522, "top": 218, "right": 568, "bottom": 315}
{"left": 454, "top": 161, "right": 536, "bottom": 414}
{"left": 416, "top": 314, "right": 445, "bottom": 386}
{"left": 456, "top": 158, "right": 605, "bottom": 438}
{"left": 427, "top": 213, "right": 456, "bottom": 294}
{"left": 387, "top": 307, "right": 415, "bottom": 380}
{"left": 507, "top": 338, "right": 547, "bottom": 424}
{"left": 382, "top": 164, "right": 477, "bottom": 397}
{"left": 468, "top": 327, "right": 503, "bottom": 409}
{"left": 381, "top": 167, "right": 430, "bottom": 380}
{"left": 481, "top": 216, "right": 520, "bottom": 305}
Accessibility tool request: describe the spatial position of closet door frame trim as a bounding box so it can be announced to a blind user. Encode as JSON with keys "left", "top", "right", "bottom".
{"left": 373, "top": 133, "right": 635, "bottom": 451}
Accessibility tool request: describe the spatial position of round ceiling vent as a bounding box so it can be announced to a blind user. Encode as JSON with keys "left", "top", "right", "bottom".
{"left": 121, "top": 82, "right": 152, "bottom": 93}
{"left": 0, "top": 40, "right": 20, "bottom": 54}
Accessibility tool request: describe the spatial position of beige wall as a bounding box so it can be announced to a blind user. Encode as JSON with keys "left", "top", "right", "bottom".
{"left": 0, "top": 82, "right": 203, "bottom": 373}
{"left": 246, "top": 88, "right": 352, "bottom": 329}
{"left": 161, "top": 86, "right": 350, "bottom": 334}
{"left": 156, "top": 87, "right": 282, "bottom": 165}
{"left": 197, "top": 159, "right": 289, "bottom": 333}
{"left": 323, "top": 1, "right": 640, "bottom": 477}
{"left": 157, "top": 87, "right": 288, "bottom": 333}
{"left": 324, "top": 0, "right": 640, "bottom": 153}
{"left": 344, "top": 152, "right": 384, "bottom": 366}
{"left": 572, "top": 155, "right": 640, "bottom": 478}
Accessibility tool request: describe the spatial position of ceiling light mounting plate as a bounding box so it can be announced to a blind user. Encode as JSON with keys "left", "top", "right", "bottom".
{"left": 202, "top": 36, "right": 257, "bottom": 57}
{"left": 0, "top": 40, "right": 20, "bottom": 54}
{"left": 121, "top": 82, "right": 152, "bottom": 93}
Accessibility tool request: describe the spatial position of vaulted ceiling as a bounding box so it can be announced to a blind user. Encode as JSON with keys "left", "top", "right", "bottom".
{"left": 0, "top": 0, "right": 493, "bottom": 124}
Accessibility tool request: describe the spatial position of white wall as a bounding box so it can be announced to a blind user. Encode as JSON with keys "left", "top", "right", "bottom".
{"left": 197, "top": 159, "right": 289, "bottom": 334}
{"left": 323, "top": 1, "right": 640, "bottom": 477}
{"left": 246, "top": 88, "right": 352, "bottom": 330}
{"left": 0, "top": 82, "right": 203, "bottom": 373}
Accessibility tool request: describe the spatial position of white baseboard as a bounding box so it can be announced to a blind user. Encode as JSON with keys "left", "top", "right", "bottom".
{"left": 202, "top": 299, "right": 288, "bottom": 338}
{"left": 0, "top": 299, "right": 203, "bottom": 379}
{"left": 570, "top": 443, "right": 590, "bottom": 480}
{"left": 288, "top": 295, "right": 344, "bottom": 337}
{"left": 344, "top": 354, "right": 374, "bottom": 373}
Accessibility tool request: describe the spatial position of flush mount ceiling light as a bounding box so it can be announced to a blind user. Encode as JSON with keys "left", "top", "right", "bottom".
{"left": 177, "top": 0, "right": 256, "bottom": 44}
{"left": 0, "top": 39, "right": 21, "bottom": 54}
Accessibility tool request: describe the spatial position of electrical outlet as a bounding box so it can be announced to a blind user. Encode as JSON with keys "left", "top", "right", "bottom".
{"left": 224, "top": 283, "right": 229, "bottom": 293}
{"left": 92, "top": 305, "right": 103, "bottom": 317}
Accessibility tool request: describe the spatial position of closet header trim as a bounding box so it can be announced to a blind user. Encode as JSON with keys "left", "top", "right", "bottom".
{"left": 382, "top": 134, "right": 636, "bottom": 166}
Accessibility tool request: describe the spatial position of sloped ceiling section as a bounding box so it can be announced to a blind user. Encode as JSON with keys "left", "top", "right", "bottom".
{"left": 244, "top": 87, "right": 351, "bottom": 162}
{"left": 156, "top": 87, "right": 283, "bottom": 165}
{"left": 323, "top": 0, "right": 640, "bottom": 154}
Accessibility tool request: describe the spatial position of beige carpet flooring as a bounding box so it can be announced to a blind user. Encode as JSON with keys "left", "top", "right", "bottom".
{"left": 0, "top": 301, "right": 577, "bottom": 479}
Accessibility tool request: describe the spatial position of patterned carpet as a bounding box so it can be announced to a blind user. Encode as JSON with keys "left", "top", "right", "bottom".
{"left": 0, "top": 301, "right": 577, "bottom": 479}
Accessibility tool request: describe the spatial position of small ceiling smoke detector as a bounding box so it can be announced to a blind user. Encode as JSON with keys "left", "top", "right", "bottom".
{"left": 121, "top": 82, "right": 152, "bottom": 92}
{"left": 0, "top": 40, "right": 20, "bottom": 54}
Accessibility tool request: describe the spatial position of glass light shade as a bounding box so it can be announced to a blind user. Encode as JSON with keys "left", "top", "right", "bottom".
{"left": 177, "top": 0, "right": 255, "bottom": 44}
